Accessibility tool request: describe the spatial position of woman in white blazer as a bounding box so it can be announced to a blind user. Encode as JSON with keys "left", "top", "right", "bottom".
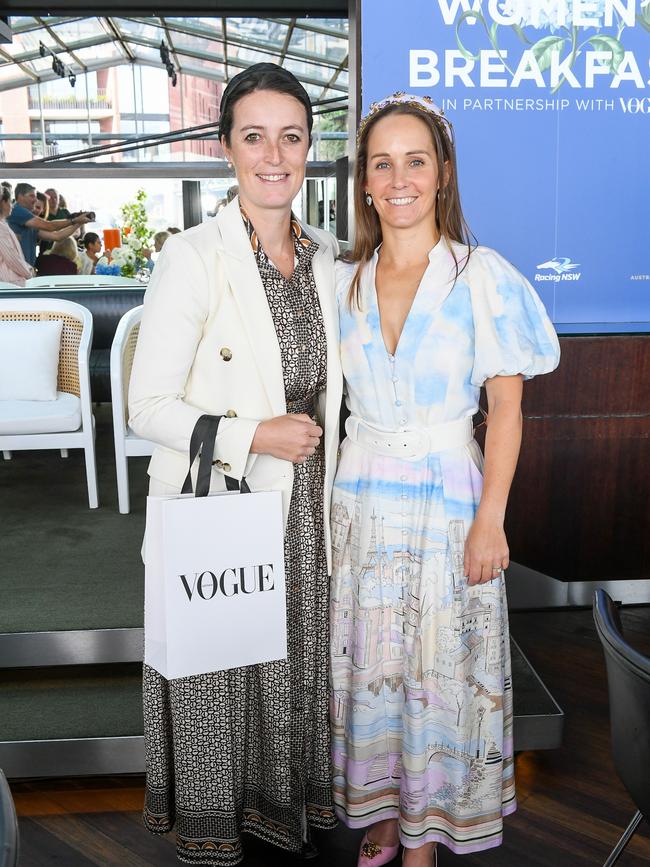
{"left": 129, "top": 64, "right": 342, "bottom": 865}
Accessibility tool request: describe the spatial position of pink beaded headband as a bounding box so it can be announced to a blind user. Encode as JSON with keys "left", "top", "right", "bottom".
{"left": 357, "top": 92, "right": 453, "bottom": 146}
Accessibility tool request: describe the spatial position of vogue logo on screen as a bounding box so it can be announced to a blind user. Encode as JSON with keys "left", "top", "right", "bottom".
{"left": 535, "top": 257, "right": 582, "bottom": 282}
{"left": 179, "top": 564, "right": 276, "bottom": 601}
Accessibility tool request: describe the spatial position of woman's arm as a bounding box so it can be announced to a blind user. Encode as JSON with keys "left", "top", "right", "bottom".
{"left": 463, "top": 374, "right": 523, "bottom": 586}
{"left": 37, "top": 223, "right": 81, "bottom": 243}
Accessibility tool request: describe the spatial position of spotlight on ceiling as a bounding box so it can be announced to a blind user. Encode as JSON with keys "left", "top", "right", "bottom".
{"left": 39, "top": 41, "right": 46, "bottom": 58}
{"left": 68, "top": 71, "right": 76, "bottom": 87}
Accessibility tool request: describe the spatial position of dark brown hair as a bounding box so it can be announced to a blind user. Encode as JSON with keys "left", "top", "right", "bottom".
{"left": 347, "top": 103, "right": 474, "bottom": 308}
{"left": 36, "top": 191, "right": 49, "bottom": 219}
{"left": 219, "top": 63, "right": 313, "bottom": 147}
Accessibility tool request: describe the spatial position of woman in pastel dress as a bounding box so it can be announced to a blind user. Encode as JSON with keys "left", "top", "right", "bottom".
{"left": 330, "top": 94, "right": 560, "bottom": 866}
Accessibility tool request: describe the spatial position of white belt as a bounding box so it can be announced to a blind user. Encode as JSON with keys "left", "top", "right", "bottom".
{"left": 345, "top": 415, "right": 474, "bottom": 461}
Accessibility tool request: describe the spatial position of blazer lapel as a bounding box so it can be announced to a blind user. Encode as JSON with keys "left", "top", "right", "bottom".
{"left": 311, "top": 240, "right": 339, "bottom": 392}
{"left": 216, "top": 200, "right": 286, "bottom": 417}
{"left": 309, "top": 231, "right": 343, "bottom": 454}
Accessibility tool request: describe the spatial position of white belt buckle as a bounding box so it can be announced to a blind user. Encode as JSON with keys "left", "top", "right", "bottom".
{"left": 399, "top": 429, "right": 427, "bottom": 461}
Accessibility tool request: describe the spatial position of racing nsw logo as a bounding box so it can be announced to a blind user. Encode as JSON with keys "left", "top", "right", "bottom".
{"left": 535, "top": 257, "right": 582, "bottom": 283}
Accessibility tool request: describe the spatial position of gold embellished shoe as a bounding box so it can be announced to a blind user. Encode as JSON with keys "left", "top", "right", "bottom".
{"left": 358, "top": 832, "right": 400, "bottom": 866}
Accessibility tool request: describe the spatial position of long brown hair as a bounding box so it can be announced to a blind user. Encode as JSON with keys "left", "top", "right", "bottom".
{"left": 346, "top": 102, "right": 474, "bottom": 308}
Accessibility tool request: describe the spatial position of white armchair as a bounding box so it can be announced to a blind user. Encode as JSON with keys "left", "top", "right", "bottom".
{"left": 0, "top": 298, "right": 98, "bottom": 508}
{"left": 110, "top": 305, "right": 155, "bottom": 513}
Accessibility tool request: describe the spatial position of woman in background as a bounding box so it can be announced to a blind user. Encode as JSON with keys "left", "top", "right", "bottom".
{"left": 35, "top": 237, "right": 79, "bottom": 276}
{"left": 32, "top": 192, "right": 49, "bottom": 219}
{"left": 0, "top": 186, "right": 32, "bottom": 286}
{"left": 330, "top": 93, "right": 560, "bottom": 866}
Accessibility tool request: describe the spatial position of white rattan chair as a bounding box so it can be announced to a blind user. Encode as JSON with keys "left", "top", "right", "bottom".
{"left": 110, "top": 305, "right": 155, "bottom": 513}
{"left": 0, "top": 298, "right": 98, "bottom": 508}
{"left": 26, "top": 275, "right": 142, "bottom": 288}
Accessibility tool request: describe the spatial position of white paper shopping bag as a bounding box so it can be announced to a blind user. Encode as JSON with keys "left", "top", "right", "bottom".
{"left": 144, "top": 414, "right": 286, "bottom": 680}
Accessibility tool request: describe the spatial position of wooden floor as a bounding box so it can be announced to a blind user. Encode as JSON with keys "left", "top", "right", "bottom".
{"left": 10, "top": 606, "right": 650, "bottom": 866}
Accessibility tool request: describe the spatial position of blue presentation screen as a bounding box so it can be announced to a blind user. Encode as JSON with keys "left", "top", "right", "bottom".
{"left": 361, "top": 0, "right": 650, "bottom": 330}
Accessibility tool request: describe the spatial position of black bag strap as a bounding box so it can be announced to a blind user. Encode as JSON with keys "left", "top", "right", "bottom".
{"left": 181, "top": 414, "right": 251, "bottom": 498}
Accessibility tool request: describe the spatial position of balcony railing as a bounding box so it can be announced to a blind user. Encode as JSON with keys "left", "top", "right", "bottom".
{"left": 31, "top": 142, "right": 62, "bottom": 159}
{"left": 28, "top": 89, "right": 112, "bottom": 112}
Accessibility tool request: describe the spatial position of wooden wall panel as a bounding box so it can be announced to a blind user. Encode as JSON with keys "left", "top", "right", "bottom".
{"left": 505, "top": 336, "right": 650, "bottom": 581}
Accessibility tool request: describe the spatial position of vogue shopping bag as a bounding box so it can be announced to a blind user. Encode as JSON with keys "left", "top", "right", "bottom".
{"left": 144, "top": 415, "right": 287, "bottom": 680}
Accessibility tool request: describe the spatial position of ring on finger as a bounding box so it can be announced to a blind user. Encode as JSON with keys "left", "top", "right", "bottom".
{"left": 492, "top": 565, "right": 502, "bottom": 573}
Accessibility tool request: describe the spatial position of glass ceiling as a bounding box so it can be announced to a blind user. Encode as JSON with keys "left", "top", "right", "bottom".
{"left": 0, "top": 16, "right": 348, "bottom": 105}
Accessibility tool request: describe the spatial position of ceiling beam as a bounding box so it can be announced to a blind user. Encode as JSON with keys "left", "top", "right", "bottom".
{"left": 102, "top": 16, "right": 136, "bottom": 61}
{"left": 2, "top": 3, "right": 347, "bottom": 13}
{"left": 0, "top": 45, "right": 38, "bottom": 81}
{"left": 34, "top": 16, "right": 88, "bottom": 70}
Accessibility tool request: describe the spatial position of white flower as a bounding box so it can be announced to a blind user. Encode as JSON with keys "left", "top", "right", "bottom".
{"left": 127, "top": 236, "right": 143, "bottom": 251}
{"left": 112, "top": 246, "right": 137, "bottom": 265}
{"left": 96, "top": 256, "right": 109, "bottom": 267}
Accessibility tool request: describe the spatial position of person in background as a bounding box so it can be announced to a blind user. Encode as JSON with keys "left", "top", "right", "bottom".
{"left": 0, "top": 186, "right": 32, "bottom": 286}
{"left": 330, "top": 93, "right": 560, "bottom": 866}
{"left": 35, "top": 236, "right": 79, "bottom": 276}
{"left": 78, "top": 232, "right": 102, "bottom": 275}
{"left": 33, "top": 192, "right": 49, "bottom": 219}
{"left": 33, "top": 192, "right": 50, "bottom": 258}
{"left": 142, "top": 230, "right": 171, "bottom": 273}
{"left": 44, "top": 188, "right": 69, "bottom": 220}
{"left": 54, "top": 192, "right": 71, "bottom": 219}
{"left": 153, "top": 230, "right": 170, "bottom": 254}
{"left": 1, "top": 181, "right": 13, "bottom": 200}
{"left": 8, "top": 183, "right": 89, "bottom": 268}
{"left": 166, "top": 226, "right": 181, "bottom": 234}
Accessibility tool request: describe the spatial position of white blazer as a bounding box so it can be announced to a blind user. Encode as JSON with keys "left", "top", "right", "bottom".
{"left": 128, "top": 197, "right": 343, "bottom": 571}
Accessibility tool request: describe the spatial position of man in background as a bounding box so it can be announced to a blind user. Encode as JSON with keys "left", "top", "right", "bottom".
{"left": 8, "top": 183, "right": 90, "bottom": 267}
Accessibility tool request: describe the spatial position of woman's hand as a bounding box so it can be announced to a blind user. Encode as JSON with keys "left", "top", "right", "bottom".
{"left": 463, "top": 513, "right": 509, "bottom": 586}
{"left": 250, "top": 413, "right": 322, "bottom": 464}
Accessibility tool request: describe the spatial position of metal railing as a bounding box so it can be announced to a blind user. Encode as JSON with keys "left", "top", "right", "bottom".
{"left": 31, "top": 142, "right": 61, "bottom": 159}
{"left": 27, "top": 88, "right": 112, "bottom": 112}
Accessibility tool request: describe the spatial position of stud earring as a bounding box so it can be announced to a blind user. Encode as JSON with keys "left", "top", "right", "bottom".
{"left": 365, "top": 193, "right": 373, "bottom": 206}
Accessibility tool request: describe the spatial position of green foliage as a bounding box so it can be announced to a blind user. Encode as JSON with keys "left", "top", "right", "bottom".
{"left": 120, "top": 188, "right": 153, "bottom": 247}
{"left": 118, "top": 188, "right": 153, "bottom": 278}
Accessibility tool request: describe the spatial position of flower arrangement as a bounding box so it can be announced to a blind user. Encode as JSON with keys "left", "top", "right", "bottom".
{"left": 95, "top": 260, "right": 121, "bottom": 276}
{"left": 96, "top": 189, "right": 154, "bottom": 278}
{"left": 119, "top": 188, "right": 153, "bottom": 278}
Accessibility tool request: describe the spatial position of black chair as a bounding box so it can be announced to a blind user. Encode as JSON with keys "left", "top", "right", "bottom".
{"left": 593, "top": 589, "right": 650, "bottom": 866}
{"left": 0, "top": 770, "right": 19, "bottom": 867}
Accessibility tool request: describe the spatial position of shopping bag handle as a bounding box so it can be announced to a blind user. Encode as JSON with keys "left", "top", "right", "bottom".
{"left": 181, "top": 414, "right": 251, "bottom": 498}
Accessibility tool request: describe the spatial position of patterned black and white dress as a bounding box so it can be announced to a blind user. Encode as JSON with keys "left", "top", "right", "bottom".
{"left": 142, "top": 210, "right": 336, "bottom": 865}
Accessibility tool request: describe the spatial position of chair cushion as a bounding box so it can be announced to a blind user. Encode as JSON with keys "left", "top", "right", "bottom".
{"left": 0, "top": 391, "right": 81, "bottom": 434}
{"left": 0, "top": 319, "right": 63, "bottom": 400}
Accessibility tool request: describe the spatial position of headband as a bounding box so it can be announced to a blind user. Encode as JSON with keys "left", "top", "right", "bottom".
{"left": 357, "top": 92, "right": 453, "bottom": 146}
